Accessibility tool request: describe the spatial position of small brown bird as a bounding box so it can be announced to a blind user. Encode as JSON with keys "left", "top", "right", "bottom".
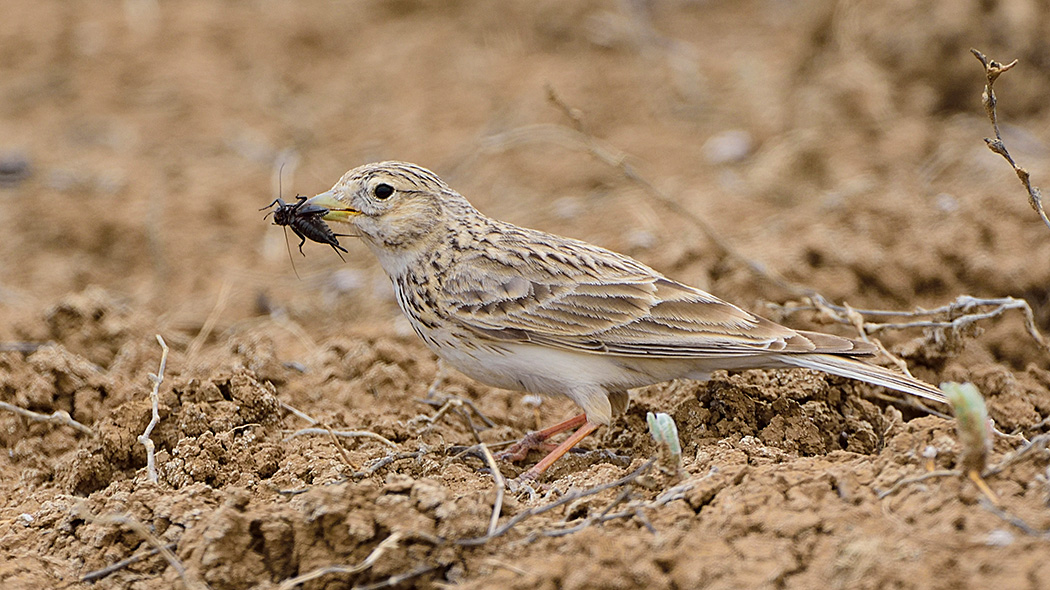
{"left": 305, "top": 161, "right": 947, "bottom": 479}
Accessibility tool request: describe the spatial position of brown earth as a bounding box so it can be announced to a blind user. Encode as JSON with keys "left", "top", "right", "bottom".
{"left": 2, "top": 1, "right": 1050, "bottom": 588}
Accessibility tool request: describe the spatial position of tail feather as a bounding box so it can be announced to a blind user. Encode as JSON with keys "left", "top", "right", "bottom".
{"left": 773, "top": 353, "right": 948, "bottom": 405}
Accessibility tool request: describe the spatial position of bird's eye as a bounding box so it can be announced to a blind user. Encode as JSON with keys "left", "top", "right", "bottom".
{"left": 373, "top": 183, "right": 394, "bottom": 200}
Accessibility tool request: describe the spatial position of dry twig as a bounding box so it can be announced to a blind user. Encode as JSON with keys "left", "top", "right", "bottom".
{"left": 0, "top": 401, "right": 93, "bottom": 436}
{"left": 285, "top": 427, "right": 398, "bottom": 449}
{"left": 101, "top": 512, "right": 208, "bottom": 589}
{"left": 186, "top": 277, "right": 233, "bottom": 362}
{"left": 81, "top": 542, "right": 177, "bottom": 582}
{"left": 138, "top": 335, "right": 169, "bottom": 483}
{"left": 0, "top": 341, "right": 50, "bottom": 353}
{"left": 971, "top": 48, "right": 1050, "bottom": 232}
{"left": 276, "top": 532, "right": 402, "bottom": 590}
{"left": 979, "top": 497, "right": 1050, "bottom": 539}
{"left": 771, "top": 295, "right": 1050, "bottom": 356}
{"left": 455, "top": 459, "right": 656, "bottom": 545}
{"left": 476, "top": 442, "right": 507, "bottom": 536}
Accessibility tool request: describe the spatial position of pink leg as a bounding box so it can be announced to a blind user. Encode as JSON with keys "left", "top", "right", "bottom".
{"left": 518, "top": 420, "right": 601, "bottom": 481}
{"left": 497, "top": 413, "right": 588, "bottom": 462}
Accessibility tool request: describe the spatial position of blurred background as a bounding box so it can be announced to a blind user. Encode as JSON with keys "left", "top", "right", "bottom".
{"left": 1, "top": 0, "right": 1048, "bottom": 368}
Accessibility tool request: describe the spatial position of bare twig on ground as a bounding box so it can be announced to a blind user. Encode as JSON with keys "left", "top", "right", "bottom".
{"left": 878, "top": 433, "right": 1050, "bottom": 501}
{"left": 979, "top": 498, "right": 1050, "bottom": 539}
{"left": 971, "top": 48, "right": 1050, "bottom": 232}
{"left": 0, "top": 401, "right": 93, "bottom": 436}
{"left": 771, "top": 295, "right": 1050, "bottom": 356}
{"left": 186, "top": 277, "right": 233, "bottom": 362}
{"left": 455, "top": 459, "right": 656, "bottom": 546}
{"left": 285, "top": 427, "right": 398, "bottom": 449}
{"left": 279, "top": 399, "right": 395, "bottom": 468}
{"left": 982, "top": 433, "right": 1050, "bottom": 478}
{"left": 354, "top": 449, "right": 430, "bottom": 479}
{"left": 0, "top": 342, "right": 50, "bottom": 353}
{"left": 476, "top": 443, "right": 507, "bottom": 537}
{"left": 417, "top": 395, "right": 497, "bottom": 429}
{"left": 352, "top": 565, "right": 440, "bottom": 590}
{"left": 101, "top": 512, "right": 208, "bottom": 589}
{"left": 81, "top": 542, "right": 177, "bottom": 582}
{"left": 137, "top": 335, "right": 169, "bottom": 484}
{"left": 482, "top": 98, "right": 814, "bottom": 302}
{"left": 876, "top": 469, "right": 960, "bottom": 499}
{"left": 413, "top": 394, "right": 496, "bottom": 443}
{"left": 276, "top": 532, "right": 402, "bottom": 590}
{"left": 278, "top": 399, "right": 318, "bottom": 424}
{"left": 534, "top": 469, "right": 705, "bottom": 539}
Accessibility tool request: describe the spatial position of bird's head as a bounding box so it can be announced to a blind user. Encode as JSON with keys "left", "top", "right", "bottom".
{"left": 305, "top": 161, "right": 471, "bottom": 270}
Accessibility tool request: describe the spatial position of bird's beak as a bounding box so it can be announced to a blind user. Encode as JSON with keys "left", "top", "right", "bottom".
{"left": 304, "top": 190, "right": 360, "bottom": 223}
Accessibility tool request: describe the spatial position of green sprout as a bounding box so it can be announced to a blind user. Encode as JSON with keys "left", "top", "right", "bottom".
{"left": 647, "top": 411, "right": 682, "bottom": 469}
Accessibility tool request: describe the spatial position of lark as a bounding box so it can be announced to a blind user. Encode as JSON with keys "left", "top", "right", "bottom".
{"left": 305, "top": 161, "right": 947, "bottom": 479}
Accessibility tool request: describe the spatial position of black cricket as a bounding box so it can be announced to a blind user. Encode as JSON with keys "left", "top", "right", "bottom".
{"left": 261, "top": 196, "right": 349, "bottom": 261}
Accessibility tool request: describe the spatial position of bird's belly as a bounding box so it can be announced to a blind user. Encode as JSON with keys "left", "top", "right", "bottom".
{"left": 421, "top": 335, "right": 693, "bottom": 395}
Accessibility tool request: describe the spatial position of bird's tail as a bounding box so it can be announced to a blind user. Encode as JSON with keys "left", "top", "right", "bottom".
{"left": 773, "top": 353, "right": 948, "bottom": 405}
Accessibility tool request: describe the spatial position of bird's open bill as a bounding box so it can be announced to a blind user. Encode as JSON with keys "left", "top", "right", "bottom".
{"left": 305, "top": 190, "right": 359, "bottom": 223}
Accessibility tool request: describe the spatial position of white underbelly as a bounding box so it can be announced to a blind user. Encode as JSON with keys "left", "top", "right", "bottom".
{"left": 428, "top": 337, "right": 702, "bottom": 396}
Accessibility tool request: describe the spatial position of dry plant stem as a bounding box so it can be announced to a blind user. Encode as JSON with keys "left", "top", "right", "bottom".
{"left": 777, "top": 295, "right": 1050, "bottom": 356}
{"left": 876, "top": 469, "right": 960, "bottom": 499}
{"left": 477, "top": 442, "right": 507, "bottom": 536}
{"left": 277, "top": 400, "right": 371, "bottom": 468}
{"left": 81, "top": 542, "right": 177, "bottom": 582}
{"left": 352, "top": 565, "right": 440, "bottom": 590}
{"left": 982, "top": 433, "right": 1050, "bottom": 478}
{"left": 285, "top": 427, "right": 398, "bottom": 449}
{"left": 279, "top": 399, "right": 318, "bottom": 424}
{"left": 971, "top": 48, "right": 1050, "bottom": 232}
{"left": 102, "top": 513, "right": 208, "bottom": 590}
{"left": 456, "top": 459, "right": 656, "bottom": 546}
{"left": 879, "top": 434, "right": 1050, "bottom": 501}
{"left": 186, "top": 277, "right": 233, "bottom": 362}
{"left": 548, "top": 87, "right": 815, "bottom": 299}
{"left": 979, "top": 498, "right": 1050, "bottom": 539}
{"left": 0, "top": 341, "right": 49, "bottom": 353}
{"left": 138, "top": 334, "right": 169, "bottom": 484}
{"left": 276, "top": 532, "right": 403, "bottom": 590}
{"left": 0, "top": 401, "right": 93, "bottom": 436}
{"left": 418, "top": 394, "right": 496, "bottom": 428}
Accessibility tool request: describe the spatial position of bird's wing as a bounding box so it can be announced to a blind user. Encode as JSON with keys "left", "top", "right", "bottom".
{"left": 438, "top": 227, "right": 870, "bottom": 359}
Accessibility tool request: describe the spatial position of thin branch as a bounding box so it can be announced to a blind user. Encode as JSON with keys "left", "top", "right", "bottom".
{"left": 771, "top": 295, "right": 1050, "bottom": 356}
{"left": 0, "top": 342, "right": 50, "bottom": 353}
{"left": 876, "top": 469, "right": 960, "bottom": 499}
{"left": 351, "top": 565, "right": 439, "bottom": 590}
{"left": 971, "top": 48, "right": 1050, "bottom": 232}
{"left": 477, "top": 443, "right": 507, "bottom": 537}
{"left": 81, "top": 542, "right": 177, "bottom": 582}
{"left": 982, "top": 432, "right": 1050, "bottom": 478}
{"left": 285, "top": 427, "right": 398, "bottom": 449}
{"left": 186, "top": 278, "right": 233, "bottom": 362}
{"left": 276, "top": 532, "right": 402, "bottom": 590}
{"left": 979, "top": 497, "right": 1050, "bottom": 539}
{"left": 137, "top": 335, "right": 169, "bottom": 484}
{"left": 0, "top": 401, "right": 93, "bottom": 436}
{"left": 102, "top": 513, "right": 209, "bottom": 589}
{"left": 455, "top": 459, "right": 656, "bottom": 546}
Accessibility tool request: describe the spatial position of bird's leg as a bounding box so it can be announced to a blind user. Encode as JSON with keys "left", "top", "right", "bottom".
{"left": 497, "top": 413, "right": 588, "bottom": 462}
{"left": 518, "top": 420, "right": 601, "bottom": 481}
